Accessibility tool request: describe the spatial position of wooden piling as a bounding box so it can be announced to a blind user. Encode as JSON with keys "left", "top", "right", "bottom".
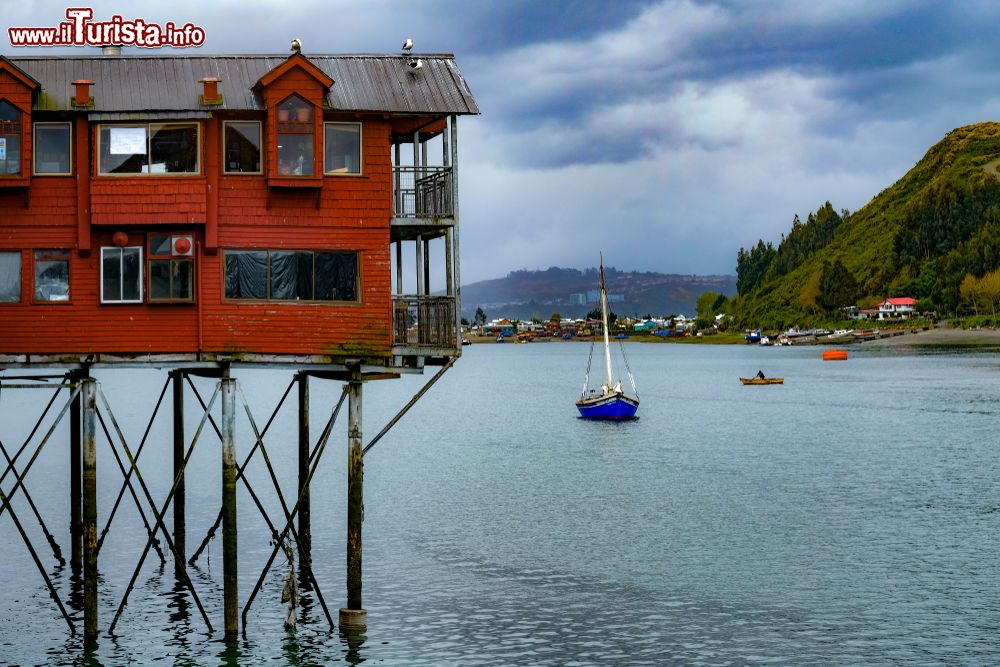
{"left": 81, "top": 377, "right": 98, "bottom": 641}
{"left": 221, "top": 377, "right": 238, "bottom": 639}
{"left": 339, "top": 375, "right": 367, "bottom": 632}
{"left": 69, "top": 371, "right": 82, "bottom": 575}
{"left": 172, "top": 371, "right": 186, "bottom": 571}
{"left": 297, "top": 373, "right": 312, "bottom": 577}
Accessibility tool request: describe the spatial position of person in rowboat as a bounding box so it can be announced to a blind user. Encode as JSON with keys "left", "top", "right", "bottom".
{"left": 755, "top": 370, "right": 765, "bottom": 379}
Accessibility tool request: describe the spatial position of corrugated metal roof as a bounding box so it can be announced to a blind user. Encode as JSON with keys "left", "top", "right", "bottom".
{"left": 11, "top": 54, "right": 479, "bottom": 115}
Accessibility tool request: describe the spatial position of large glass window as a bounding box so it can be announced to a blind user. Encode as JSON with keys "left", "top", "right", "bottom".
{"left": 33, "top": 123, "right": 71, "bottom": 175}
{"left": 0, "top": 100, "right": 22, "bottom": 176}
{"left": 98, "top": 124, "right": 199, "bottom": 175}
{"left": 0, "top": 251, "right": 21, "bottom": 302}
{"left": 224, "top": 121, "right": 261, "bottom": 173}
{"left": 324, "top": 123, "right": 361, "bottom": 174}
{"left": 34, "top": 250, "right": 70, "bottom": 302}
{"left": 276, "top": 96, "right": 314, "bottom": 176}
{"left": 148, "top": 234, "right": 194, "bottom": 302}
{"left": 101, "top": 246, "right": 142, "bottom": 303}
{"left": 225, "top": 249, "right": 357, "bottom": 301}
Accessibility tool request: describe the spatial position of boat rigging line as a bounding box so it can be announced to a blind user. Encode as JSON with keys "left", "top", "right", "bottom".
{"left": 618, "top": 339, "right": 639, "bottom": 398}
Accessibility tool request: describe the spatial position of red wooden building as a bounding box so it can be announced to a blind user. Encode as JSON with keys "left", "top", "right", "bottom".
{"left": 0, "top": 47, "right": 478, "bottom": 369}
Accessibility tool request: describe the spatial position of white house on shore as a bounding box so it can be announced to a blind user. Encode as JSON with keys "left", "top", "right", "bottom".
{"left": 845, "top": 297, "right": 918, "bottom": 320}
{"left": 878, "top": 297, "right": 917, "bottom": 320}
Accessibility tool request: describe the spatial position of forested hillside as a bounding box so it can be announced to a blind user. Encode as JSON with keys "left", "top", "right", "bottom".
{"left": 728, "top": 122, "right": 1000, "bottom": 327}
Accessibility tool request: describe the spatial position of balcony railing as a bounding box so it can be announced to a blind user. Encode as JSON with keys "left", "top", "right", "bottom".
{"left": 393, "top": 296, "right": 457, "bottom": 349}
{"left": 393, "top": 166, "right": 454, "bottom": 218}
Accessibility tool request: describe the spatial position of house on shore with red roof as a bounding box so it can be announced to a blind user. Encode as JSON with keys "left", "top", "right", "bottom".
{"left": 878, "top": 297, "right": 917, "bottom": 320}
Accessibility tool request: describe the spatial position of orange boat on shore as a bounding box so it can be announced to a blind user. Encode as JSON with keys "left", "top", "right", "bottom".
{"left": 822, "top": 349, "right": 849, "bottom": 361}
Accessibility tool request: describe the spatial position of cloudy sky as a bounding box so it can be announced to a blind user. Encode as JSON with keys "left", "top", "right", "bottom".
{"left": 5, "top": 1, "right": 1000, "bottom": 283}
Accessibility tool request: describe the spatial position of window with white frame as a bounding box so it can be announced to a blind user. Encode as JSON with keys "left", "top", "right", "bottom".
{"left": 33, "top": 123, "right": 72, "bottom": 175}
{"left": 101, "top": 246, "right": 142, "bottom": 303}
{"left": 98, "top": 123, "right": 199, "bottom": 175}
{"left": 324, "top": 122, "right": 361, "bottom": 174}
{"left": 0, "top": 251, "right": 21, "bottom": 302}
{"left": 223, "top": 121, "right": 261, "bottom": 174}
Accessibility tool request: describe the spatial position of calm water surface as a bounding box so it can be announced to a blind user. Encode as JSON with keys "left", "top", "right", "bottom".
{"left": 1, "top": 342, "right": 999, "bottom": 665}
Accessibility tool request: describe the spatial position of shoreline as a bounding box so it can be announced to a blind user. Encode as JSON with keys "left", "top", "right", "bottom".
{"left": 860, "top": 325, "right": 1000, "bottom": 346}
{"left": 467, "top": 325, "right": 1000, "bottom": 347}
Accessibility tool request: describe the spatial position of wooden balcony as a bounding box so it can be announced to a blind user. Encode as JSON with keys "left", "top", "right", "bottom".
{"left": 392, "top": 166, "right": 454, "bottom": 240}
{"left": 392, "top": 295, "right": 458, "bottom": 357}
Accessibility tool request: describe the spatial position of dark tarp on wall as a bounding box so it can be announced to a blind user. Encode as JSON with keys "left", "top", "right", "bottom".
{"left": 316, "top": 252, "right": 357, "bottom": 301}
{"left": 225, "top": 250, "right": 267, "bottom": 299}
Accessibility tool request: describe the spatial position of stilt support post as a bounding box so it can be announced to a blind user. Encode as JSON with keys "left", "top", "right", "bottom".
{"left": 339, "top": 372, "right": 367, "bottom": 632}
{"left": 221, "top": 376, "right": 238, "bottom": 639}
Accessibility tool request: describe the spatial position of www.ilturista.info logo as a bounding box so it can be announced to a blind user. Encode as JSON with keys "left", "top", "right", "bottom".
{"left": 7, "top": 8, "right": 206, "bottom": 48}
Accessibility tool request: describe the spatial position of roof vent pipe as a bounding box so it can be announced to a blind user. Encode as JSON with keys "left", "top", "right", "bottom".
{"left": 101, "top": 45, "right": 122, "bottom": 56}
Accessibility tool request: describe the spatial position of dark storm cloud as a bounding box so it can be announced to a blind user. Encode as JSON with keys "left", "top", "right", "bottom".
{"left": 5, "top": 1, "right": 1000, "bottom": 283}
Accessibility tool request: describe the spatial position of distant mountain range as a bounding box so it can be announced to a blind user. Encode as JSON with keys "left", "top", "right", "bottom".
{"left": 460, "top": 267, "right": 736, "bottom": 320}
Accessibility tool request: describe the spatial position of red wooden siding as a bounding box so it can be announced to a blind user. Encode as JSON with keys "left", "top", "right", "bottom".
{"left": 90, "top": 178, "right": 209, "bottom": 225}
{"left": 0, "top": 109, "right": 396, "bottom": 359}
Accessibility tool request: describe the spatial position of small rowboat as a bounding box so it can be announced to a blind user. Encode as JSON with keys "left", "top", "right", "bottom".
{"left": 822, "top": 349, "right": 848, "bottom": 361}
{"left": 740, "top": 377, "right": 784, "bottom": 385}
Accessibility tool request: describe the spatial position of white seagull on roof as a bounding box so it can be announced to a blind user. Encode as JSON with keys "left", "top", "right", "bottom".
{"left": 402, "top": 37, "right": 413, "bottom": 53}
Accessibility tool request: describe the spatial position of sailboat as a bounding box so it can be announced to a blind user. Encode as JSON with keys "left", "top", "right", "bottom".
{"left": 576, "top": 257, "right": 640, "bottom": 420}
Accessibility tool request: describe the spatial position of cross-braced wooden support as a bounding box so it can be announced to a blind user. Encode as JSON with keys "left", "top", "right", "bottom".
{"left": 0, "top": 359, "right": 454, "bottom": 644}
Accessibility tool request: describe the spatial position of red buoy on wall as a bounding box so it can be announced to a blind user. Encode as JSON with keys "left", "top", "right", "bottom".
{"left": 111, "top": 231, "right": 129, "bottom": 247}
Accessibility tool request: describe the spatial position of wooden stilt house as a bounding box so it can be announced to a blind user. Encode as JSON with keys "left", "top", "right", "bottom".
{"left": 0, "top": 48, "right": 478, "bottom": 370}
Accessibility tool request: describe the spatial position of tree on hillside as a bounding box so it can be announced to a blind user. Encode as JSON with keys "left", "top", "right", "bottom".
{"left": 959, "top": 267, "right": 1000, "bottom": 316}
{"left": 550, "top": 312, "right": 562, "bottom": 322}
{"left": 736, "top": 240, "right": 777, "bottom": 295}
{"left": 474, "top": 307, "right": 487, "bottom": 326}
{"left": 696, "top": 291, "right": 727, "bottom": 320}
{"left": 819, "top": 259, "right": 858, "bottom": 311}
{"left": 766, "top": 202, "right": 844, "bottom": 281}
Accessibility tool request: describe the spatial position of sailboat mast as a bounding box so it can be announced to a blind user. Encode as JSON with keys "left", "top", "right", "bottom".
{"left": 600, "top": 259, "right": 614, "bottom": 389}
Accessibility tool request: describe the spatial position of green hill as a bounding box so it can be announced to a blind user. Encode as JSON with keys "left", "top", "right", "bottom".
{"left": 729, "top": 122, "right": 1000, "bottom": 328}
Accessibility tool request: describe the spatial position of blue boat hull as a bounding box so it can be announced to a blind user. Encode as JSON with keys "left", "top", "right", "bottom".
{"left": 576, "top": 393, "right": 639, "bottom": 420}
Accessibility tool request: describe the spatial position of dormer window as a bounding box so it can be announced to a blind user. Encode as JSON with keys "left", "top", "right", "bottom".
{"left": 0, "top": 100, "right": 22, "bottom": 176}
{"left": 276, "top": 95, "right": 314, "bottom": 176}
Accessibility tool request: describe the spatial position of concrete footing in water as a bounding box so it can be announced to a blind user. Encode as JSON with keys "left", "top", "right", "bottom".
{"left": 339, "top": 607, "right": 367, "bottom": 632}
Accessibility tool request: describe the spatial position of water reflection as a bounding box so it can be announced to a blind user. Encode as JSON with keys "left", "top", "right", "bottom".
{"left": 4, "top": 346, "right": 1000, "bottom": 663}
{"left": 339, "top": 629, "right": 367, "bottom": 665}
